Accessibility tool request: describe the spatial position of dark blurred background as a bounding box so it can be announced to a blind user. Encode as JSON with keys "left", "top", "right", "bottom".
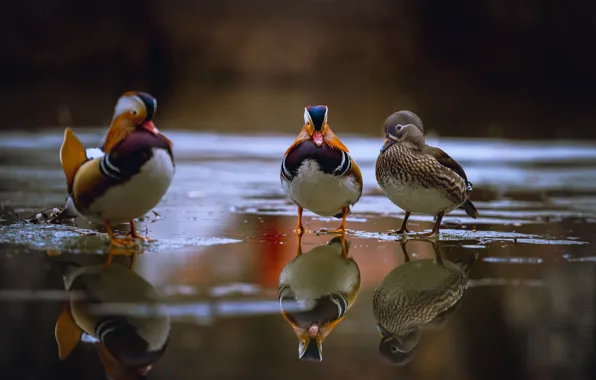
{"left": 1, "top": 0, "right": 595, "bottom": 138}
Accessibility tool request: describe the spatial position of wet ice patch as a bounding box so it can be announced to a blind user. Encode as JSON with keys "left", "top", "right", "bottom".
{"left": 483, "top": 257, "right": 544, "bottom": 264}
{"left": 0, "top": 223, "right": 241, "bottom": 254}
{"left": 150, "top": 237, "right": 242, "bottom": 250}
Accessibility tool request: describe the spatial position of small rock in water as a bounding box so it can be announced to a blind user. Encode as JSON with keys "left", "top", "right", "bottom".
{"left": 24, "top": 207, "right": 74, "bottom": 224}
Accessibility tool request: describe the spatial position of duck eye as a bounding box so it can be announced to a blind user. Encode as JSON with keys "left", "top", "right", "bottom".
{"left": 391, "top": 346, "right": 399, "bottom": 353}
{"left": 395, "top": 125, "right": 402, "bottom": 132}
{"left": 131, "top": 110, "right": 138, "bottom": 116}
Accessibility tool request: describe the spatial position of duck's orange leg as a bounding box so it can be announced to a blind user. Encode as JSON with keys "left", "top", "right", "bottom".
{"left": 328, "top": 207, "right": 348, "bottom": 235}
{"left": 295, "top": 206, "right": 305, "bottom": 236}
{"left": 103, "top": 221, "right": 135, "bottom": 247}
{"left": 127, "top": 220, "right": 154, "bottom": 242}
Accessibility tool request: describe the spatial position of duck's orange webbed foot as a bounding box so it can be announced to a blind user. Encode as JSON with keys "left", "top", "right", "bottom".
{"left": 326, "top": 207, "right": 349, "bottom": 236}
{"left": 103, "top": 221, "right": 136, "bottom": 247}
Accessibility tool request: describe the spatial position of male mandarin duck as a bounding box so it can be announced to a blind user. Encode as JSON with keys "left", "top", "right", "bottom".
{"left": 375, "top": 110, "right": 478, "bottom": 237}
{"left": 54, "top": 260, "right": 170, "bottom": 379}
{"left": 278, "top": 236, "right": 361, "bottom": 361}
{"left": 281, "top": 105, "right": 363, "bottom": 235}
{"left": 372, "top": 241, "right": 477, "bottom": 365}
{"left": 60, "top": 92, "right": 174, "bottom": 246}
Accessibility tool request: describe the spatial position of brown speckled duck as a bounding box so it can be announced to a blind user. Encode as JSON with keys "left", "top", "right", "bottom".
{"left": 375, "top": 110, "right": 478, "bottom": 237}
{"left": 373, "top": 241, "right": 477, "bottom": 365}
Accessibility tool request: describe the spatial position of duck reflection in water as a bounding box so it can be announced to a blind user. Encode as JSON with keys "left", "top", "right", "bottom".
{"left": 278, "top": 236, "right": 361, "bottom": 361}
{"left": 52, "top": 253, "right": 170, "bottom": 379}
{"left": 373, "top": 241, "right": 478, "bottom": 365}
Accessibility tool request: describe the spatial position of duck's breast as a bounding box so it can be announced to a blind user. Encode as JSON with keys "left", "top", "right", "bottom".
{"left": 75, "top": 131, "right": 174, "bottom": 223}
{"left": 281, "top": 141, "right": 361, "bottom": 215}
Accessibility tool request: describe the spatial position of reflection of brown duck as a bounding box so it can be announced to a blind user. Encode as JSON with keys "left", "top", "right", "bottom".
{"left": 54, "top": 260, "right": 170, "bottom": 379}
{"left": 278, "top": 236, "right": 361, "bottom": 361}
{"left": 372, "top": 241, "right": 477, "bottom": 365}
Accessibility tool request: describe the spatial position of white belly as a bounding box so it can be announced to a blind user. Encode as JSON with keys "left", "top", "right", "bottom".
{"left": 88, "top": 149, "right": 174, "bottom": 224}
{"left": 279, "top": 245, "right": 360, "bottom": 310}
{"left": 282, "top": 160, "right": 361, "bottom": 216}
{"left": 382, "top": 181, "right": 458, "bottom": 215}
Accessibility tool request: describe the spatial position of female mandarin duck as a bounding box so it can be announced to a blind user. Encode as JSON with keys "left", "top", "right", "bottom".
{"left": 281, "top": 105, "right": 363, "bottom": 235}
{"left": 375, "top": 110, "right": 478, "bottom": 237}
{"left": 373, "top": 241, "right": 477, "bottom": 365}
{"left": 60, "top": 92, "right": 174, "bottom": 246}
{"left": 278, "top": 236, "right": 361, "bottom": 361}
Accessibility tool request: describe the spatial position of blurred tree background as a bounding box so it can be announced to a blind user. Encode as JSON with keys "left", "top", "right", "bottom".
{"left": 1, "top": 0, "right": 595, "bottom": 139}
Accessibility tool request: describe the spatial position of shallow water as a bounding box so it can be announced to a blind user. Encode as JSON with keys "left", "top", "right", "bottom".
{"left": 0, "top": 129, "right": 595, "bottom": 380}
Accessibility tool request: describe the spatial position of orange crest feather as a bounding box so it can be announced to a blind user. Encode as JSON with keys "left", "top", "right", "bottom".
{"left": 323, "top": 127, "right": 349, "bottom": 152}
{"left": 102, "top": 115, "right": 135, "bottom": 153}
{"left": 284, "top": 125, "right": 311, "bottom": 156}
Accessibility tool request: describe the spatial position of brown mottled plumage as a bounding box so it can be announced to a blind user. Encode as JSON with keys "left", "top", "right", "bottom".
{"left": 375, "top": 110, "right": 478, "bottom": 236}
{"left": 373, "top": 241, "right": 477, "bottom": 365}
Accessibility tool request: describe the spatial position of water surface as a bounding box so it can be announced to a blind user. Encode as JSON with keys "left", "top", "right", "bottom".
{"left": 0, "top": 129, "right": 594, "bottom": 380}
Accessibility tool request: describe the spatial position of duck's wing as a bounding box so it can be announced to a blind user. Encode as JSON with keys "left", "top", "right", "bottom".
{"left": 422, "top": 145, "right": 469, "bottom": 183}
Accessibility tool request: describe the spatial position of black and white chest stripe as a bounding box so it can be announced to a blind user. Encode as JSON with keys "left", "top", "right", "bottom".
{"left": 99, "top": 154, "right": 129, "bottom": 182}
{"left": 282, "top": 148, "right": 352, "bottom": 181}
{"left": 279, "top": 286, "right": 349, "bottom": 324}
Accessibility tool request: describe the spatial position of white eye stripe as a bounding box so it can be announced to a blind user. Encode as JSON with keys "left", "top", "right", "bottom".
{"left": 304, "top": 108, "right": 312, "bottom": 125}
{"left": 303, "top": 107, "right": 329, "bottom": 125}
{"left": 113, "top": 96, "right": 139, "bottom": 118}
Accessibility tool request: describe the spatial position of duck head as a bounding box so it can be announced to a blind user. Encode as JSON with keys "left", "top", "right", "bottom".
{"left": 377, "top": 324, "right": 420, "bottom": 366}
{"left": 101, "top": 92, "right": 171, "bottom": 152}
{"left": 303, "top": 105, "right": 329, "bottom": 147}
{"left": 380, "top": 110, "right": 425, "bottom": 153}
{"left": 285, "top": 105, "right": 349, "bottom": 155}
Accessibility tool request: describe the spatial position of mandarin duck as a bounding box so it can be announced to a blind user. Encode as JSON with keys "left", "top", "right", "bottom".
{"left": 60, "top": 92, "right": 174, "bottom": 246}
{"left": 373, "top": 241, "right": 477, "bottom": 365}
{"left": 54, "top": 260, "right": 170, "bottom": 379}
{"left": 281, "top": 106, "right": 363, "bottom": 235}
{"left": 375, "top": 110, "right": 478, "bottom": 237}
{"left": 278, "top": 236, "right": 361, "bottom": 361}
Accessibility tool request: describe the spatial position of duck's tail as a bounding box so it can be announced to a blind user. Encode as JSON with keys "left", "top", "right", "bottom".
{"left": 460, "top": 200, "right": 479, "bottom": 219}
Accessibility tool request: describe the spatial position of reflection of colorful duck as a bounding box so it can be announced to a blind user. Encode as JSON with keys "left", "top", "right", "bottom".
{"left": 54, "top": 260, "right": 170, "bottom": 379}
{"left": 372, "top": 241, "right": 477, "bottom": 365}
{"left": 278, "top": 236, "right": 361, "bottom": 361}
